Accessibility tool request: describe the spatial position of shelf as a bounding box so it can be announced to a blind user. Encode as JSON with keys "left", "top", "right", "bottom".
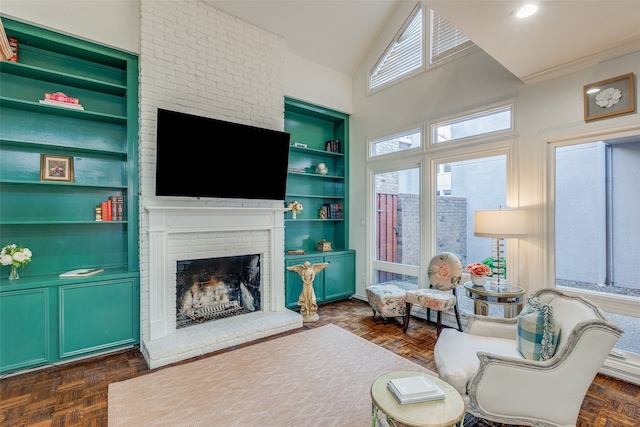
{"left": 0, "top": 97, "right": 127, "bottom": 125}
{"left": 0, "top": 179, "right": 127, "bottom": 189}
{"left": 0, "top": 268, "right": 139, "bottom": 291}
{"left": 0, "top": 61, "right": 127, "bottom": 96}
{"left": 288, "top": 145, "right": 344, "bottom": 157}
{"left": 285, "top": 219, "right": 343, "bottom": 223}
{"left": 286, "top": 193, "right": 343, "bottom": 199}
{"left": 0, "top": 138, "right": 127, "bottom": 158}
{"left": 1, "top": 221, "right": 127, "bottom": 225}
{"left": 287, "top": 171, "right": 344, "bottom": 179}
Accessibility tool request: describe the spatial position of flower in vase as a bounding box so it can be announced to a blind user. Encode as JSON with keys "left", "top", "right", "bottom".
{"left": 466, "top": 262, "right": 491, "bottom": 277}
{"left": 1, "top": 244, "right": 32, "bottom": 268}
{"left": 285, "top": 201, "right": 304, "bottom": 214}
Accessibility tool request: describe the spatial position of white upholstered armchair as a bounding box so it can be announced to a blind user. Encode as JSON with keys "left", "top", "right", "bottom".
{"left": 434, "top": 289, "right": 623, "bottom": 427}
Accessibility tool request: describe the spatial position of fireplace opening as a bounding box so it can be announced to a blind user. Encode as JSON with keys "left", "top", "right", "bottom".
{"left": 176, "top": 254, "right": 261, "bottom": 328}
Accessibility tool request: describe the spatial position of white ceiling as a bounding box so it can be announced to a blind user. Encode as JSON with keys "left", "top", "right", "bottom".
{"left": 204, "top": 0, "right": 640, "bottom": 85}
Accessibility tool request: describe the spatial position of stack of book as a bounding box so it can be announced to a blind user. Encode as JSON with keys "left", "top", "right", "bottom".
{"left": 96, "top": 196, "right": 124, "bottom": 221}
{"left": 39, "top": 92, "right": 84, "bottom": 110}
{"left": 325, "top": 138, "right": 340, "bottom": 153}
{"left": 387, "top": 375, "right": 446, "bottom": 404}
{"left": 320, "top": 203, "right": 342, "bottom": 219}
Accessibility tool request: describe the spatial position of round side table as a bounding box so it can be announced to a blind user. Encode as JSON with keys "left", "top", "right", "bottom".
{"left": 463, "top": 281, "right": 525, "bottom": 318}
{"left": 370, "top": 371, "right": 465, "bottom": 427}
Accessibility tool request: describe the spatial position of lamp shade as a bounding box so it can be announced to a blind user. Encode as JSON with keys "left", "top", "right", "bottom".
{"left": 474, "top": 209, "right": 528, "bottom": 238}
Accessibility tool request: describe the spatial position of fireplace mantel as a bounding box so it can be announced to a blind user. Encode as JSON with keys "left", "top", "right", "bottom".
{"left": 142, "top": 205, "right": 302, "bottom": 369}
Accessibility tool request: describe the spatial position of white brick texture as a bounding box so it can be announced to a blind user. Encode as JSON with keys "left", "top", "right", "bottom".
{"left": 138, "top": 1, "right": 297, "bottom": 369}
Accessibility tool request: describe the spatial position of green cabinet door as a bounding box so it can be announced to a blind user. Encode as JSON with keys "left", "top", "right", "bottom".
{"left": 284, "top": 250, "right": 355, "bottom": 310}
{"left": 0, "top": 288, "right": 50, "bottom": 373}
{"left": 323, "top": 251, "right": 355, "bottom": 301}
{"left": 59, "top": 278, "right": 139, "bottom": 358}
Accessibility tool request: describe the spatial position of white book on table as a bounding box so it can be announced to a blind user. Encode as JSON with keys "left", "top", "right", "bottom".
{"left": 387, "top": 375, "right": 446, "bottom": 404}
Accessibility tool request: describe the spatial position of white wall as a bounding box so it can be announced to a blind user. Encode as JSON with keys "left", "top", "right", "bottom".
{"left": 350, "top": 2, "right": 640, "bottom": 299}
{"left": 1, "top": 0, "right": 141, "bottom": 54}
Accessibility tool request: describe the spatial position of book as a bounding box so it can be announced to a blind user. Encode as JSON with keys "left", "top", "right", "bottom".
{"left": 59, "top": 268, "right": 104, "bottom": 278}
{"left": 387, "top": 375, "right": 446, "bottom": 404}
{"left": 101, "top": 201, "right": 110, "bottom": 221}
{"left": 115, "top": 196, "right": 124, "bottom": 221}
{"left": 39, "top": 99, "right": 85, "bottom": 110}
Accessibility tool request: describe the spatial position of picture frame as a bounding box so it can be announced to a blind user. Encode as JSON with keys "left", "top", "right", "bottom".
{"left": 584, "top": 73, "right": 635, "bottom": 122}
{"left": 40, "top": 154, "right": 74, "bottom": 182}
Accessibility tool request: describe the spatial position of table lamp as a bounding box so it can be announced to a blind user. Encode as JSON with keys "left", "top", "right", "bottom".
{"left": 474, "top": 207, "right": 528, "bottom": 289}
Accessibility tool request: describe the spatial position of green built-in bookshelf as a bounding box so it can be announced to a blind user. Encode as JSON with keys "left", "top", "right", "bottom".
{"left": 0, "top": 17, "right": 139, "bottom": 374}
{"left": 283, "top": 98, "right": 355, "bottom": 309}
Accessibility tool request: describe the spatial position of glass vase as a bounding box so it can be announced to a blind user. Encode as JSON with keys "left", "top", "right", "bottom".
{"left": 292, "top": 211, "right": 297, "bottom": 219}
{"left": 9, "top": 265, "right": 19, "bottom": 280}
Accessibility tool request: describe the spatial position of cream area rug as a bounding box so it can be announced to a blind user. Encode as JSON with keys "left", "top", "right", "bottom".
{"left": 108, "top": 324, "right": 435, "bottom": 426}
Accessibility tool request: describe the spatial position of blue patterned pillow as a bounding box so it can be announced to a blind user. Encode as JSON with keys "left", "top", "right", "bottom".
{"left": 517, "top": 294, "right": 560, "bottom": 361}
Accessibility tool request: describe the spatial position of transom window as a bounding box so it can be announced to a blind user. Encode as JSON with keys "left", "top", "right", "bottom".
{"left": 432, "top": 104, "right": 513, "bottom": 144}
{"left": 370, "top": 4, "right": 423, "bottom": 91}
{"left": 370, "top": 129, "right": 421, "bottom": 157}
{"left": 369, "top": 4, "right": 475, "bottom": 92}
{"left": 430, "top": 9, "right": 474, "bottom": 63}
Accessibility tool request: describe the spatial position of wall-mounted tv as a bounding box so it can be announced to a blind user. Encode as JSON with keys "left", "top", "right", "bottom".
{"left": 155, "top": 108, "right": 290, "bottom": 200}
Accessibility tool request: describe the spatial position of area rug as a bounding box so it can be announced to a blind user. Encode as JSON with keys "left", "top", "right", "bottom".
{"left": 108, "top": 324, "right": 437, "bottom": 426}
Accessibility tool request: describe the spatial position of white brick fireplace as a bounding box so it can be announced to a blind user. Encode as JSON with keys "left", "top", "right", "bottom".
{"left": 142, "top": 206, "right": 302, "bottom": 369}
{"left": 137, "top": 2, "right": 297, "bottom": 369}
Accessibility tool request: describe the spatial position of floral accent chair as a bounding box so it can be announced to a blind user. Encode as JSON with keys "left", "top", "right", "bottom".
{"left": 403, "top": 252, "right": 463, "bottom": 336}
{"left": 365, "top": 284, "right": 407, "bottom": 325}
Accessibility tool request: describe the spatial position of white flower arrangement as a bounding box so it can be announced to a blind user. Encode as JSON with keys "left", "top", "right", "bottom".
{"left": 1, "top": 244, "right": 32, "bottom": 268}
{"left": 285, "top": 201, "right": 304, "bottom": 214}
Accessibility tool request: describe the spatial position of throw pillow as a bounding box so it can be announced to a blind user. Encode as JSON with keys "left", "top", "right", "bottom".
{"left": 517, "top": 294, "right": 560, "bottom": 361}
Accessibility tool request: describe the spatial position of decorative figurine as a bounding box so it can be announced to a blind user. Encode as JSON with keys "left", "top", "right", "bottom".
{"left": 316, "top": 239, "right": 333, "bottom": 252}
{"left": 316, "top": 162, "right": 328, "bottom": 175}
{"left": 286, "top": 261, "right": 329, "bottom": 322}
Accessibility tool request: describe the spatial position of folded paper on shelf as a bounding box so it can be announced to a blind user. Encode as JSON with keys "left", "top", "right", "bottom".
{"left": 59, "top": 268, "right": 104, "bottom": 278}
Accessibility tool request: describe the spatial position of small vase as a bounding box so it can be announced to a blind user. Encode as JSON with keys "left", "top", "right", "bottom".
{"left": 292, "top": 211, "right": 297, "bottom": 220}
{"left": 471, "top": 275, "right": 486, "bottom": 286}
{"left": 9, "top": 265, "right": 19, "bottom": 280}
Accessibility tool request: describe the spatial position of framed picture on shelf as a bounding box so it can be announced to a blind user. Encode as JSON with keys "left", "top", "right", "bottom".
{"left": 40, "top": 154, "right": 74, "bottom": 182}
{"left": 583, "top": 73, "right": 635, "bottom": 122}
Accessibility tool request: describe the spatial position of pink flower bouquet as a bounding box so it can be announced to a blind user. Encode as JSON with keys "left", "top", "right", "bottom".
{"left": 466, "top": 262, "right": 491, "bottom": 277}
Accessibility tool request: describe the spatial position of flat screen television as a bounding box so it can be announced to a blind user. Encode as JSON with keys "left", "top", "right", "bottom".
{"left": 155, "top": 108, "right": 291, "bottom": 200}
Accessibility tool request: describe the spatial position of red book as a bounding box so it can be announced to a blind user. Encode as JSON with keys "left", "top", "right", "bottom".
{"left": 101, "top": 201, "right": 111, "bottom": 221}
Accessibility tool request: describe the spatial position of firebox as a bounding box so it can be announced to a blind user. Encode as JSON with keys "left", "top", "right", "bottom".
{"left": 176, "top": 254, "right": 261, "bottom": 328}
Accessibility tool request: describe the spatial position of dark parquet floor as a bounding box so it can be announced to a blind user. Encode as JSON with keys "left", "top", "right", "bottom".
{"left": 1, "top": 298, "right": 639, "bottom": 426}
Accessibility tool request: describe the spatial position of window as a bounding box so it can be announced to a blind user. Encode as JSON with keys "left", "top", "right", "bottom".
{"left": 370, "top": 129, "right": 421, "bottom": 157}
{"left": 430, "top": 9, "right": 474, "bottom": 64}
{"left": 432, "top": 104, "right": 513, "bottom": 144}
{"left": 373, "top": 166, "right": 421, "bottom": 289}
{"left": 435, "top": 155, "right": 507, "bottom": 315}
{"left": 369, "top": 4, "right": 475, "bottom": 91}
{"left": 553, "top": 138, "right": 640, "bottom": 356}
{"left": 370, "top": 5, "right": 423, "bottom": 90}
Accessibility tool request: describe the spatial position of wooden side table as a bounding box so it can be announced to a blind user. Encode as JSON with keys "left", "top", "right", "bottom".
{"left": 370, "top": 371, "right": 465, "bottom": 427}
{"left": 463, "top": 281, "right": 525, "bottom": 318}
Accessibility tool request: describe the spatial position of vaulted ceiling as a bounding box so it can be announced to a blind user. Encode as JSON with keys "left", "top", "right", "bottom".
{"left": 205, "top": 0, "right": 640, "bottom": 84}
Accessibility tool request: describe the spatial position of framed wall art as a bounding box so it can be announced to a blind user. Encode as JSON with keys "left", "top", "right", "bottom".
{"left": 40, "top": 154, "right": 74, "bottom": 182}
{"left": 584, "top": 72, "right": 635, "bottom": 122}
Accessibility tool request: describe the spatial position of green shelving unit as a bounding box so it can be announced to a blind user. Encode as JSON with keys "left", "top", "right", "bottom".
{"left": 0, "top": 17, "right": 139, "bottom": 374}
{"left": 283, "top": 98, "right": 355, "bottom": 309}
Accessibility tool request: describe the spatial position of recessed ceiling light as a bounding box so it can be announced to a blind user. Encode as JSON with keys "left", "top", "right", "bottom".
{"left": 515, "top": 4, "right": 539, "bottom": 19}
